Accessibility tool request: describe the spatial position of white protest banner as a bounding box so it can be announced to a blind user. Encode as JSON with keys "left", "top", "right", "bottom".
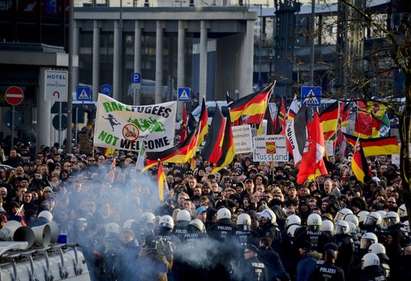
{"left": 232, "top": 125, "right": 253, "bottom": 154}
{"left": 94, "top": 94, "right": 176, "bottom": 152}
{"left": 253, "top": 135, "right": 289, "bottom": 162}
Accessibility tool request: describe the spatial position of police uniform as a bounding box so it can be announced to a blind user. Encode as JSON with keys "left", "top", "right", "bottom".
{"left": 310, "top": 261, "right": 345, "bottom": 281}
{"left": 306, "top": 229, "right": 322, "bottom": 252}
{"left": 360, "top": 265, "right": 387, "bottom": 281}
{"left": 239, "top": 256, "right": 271, "bottom": 281}
{"left": 209, "top": 219, "right": 235, "bottom": 242}
{"left": 235, "top": 228, "right": 251, "bottom": 247}
{"left": 174, "top": 225, "right": 189, "bottom": 241}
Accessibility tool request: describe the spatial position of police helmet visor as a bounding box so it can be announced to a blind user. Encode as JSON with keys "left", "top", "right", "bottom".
{"left": 364, "top": 216, "right": 377, "bottom": 226}
{"left": 360, "top": 238, "right": 372, "bottom": 249}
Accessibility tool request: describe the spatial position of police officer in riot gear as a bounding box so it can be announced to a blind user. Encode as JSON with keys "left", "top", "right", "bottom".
{"left": 285, "top": 214, "right": 302, "bottom": 230}
{"left": 318, "top": 220, "right": 336, "bottom": 253}
{"left": 334, "top": 220, "right": 354, "bottom": 276}
{"left": 360, "top": 253, "right": 386, "bottom": 281}
{"left": 255, "top": 208, "right": 282, "bottom": 251}
{"left": 209, "top": 207, "right": 235, "bottom": 241}
{"left": 208, "top": 207, "right": 235, "bottom": 281}
{"left": 360, "top": 232, "right": 379, "bottom": 255}
{"left": 157, "top": 215, "right": 175, "bottom": 239}
{"left": 185, "top": 218, "right": 207, "bottom": 241}
{"left": 309, "top": 243, "right": 345, "bottom": 281}
{"left": 368, "top": 243, "right": 390, "bottom": 279}
{"left": 174, "top": 209, "right": 191, "bottom": 241}
{"left": 295, "top": 213, "right": 322, "bottom": 253}
{"left": 174, "top": 219, "right": 208, "bottom": 281}
{"left": 362, "top": 212, "right": 383, "bottom": 234}
{"left": 136, "top": 212, "right": 156, "bottom": 244}
{"left": 344, "top": 214, "right": 361, "bottom": 252}
{"left": 235, "top": 213, "right": 252, "bottom": 247}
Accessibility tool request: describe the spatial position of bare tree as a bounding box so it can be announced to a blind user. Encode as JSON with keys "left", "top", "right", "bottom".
{"left": 338, "top": 0, "right": 411, "bottom": 224}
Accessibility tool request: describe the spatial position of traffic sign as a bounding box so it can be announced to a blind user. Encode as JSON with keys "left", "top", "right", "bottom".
{"left": 76, "top": 85, "right": 92, "bottom": 102}
{"left": 4, "top": 86, "right": 24, "bottom": 106}
{"left": 301, "top": 86, "right": 321, "bottom": 107}
{"left": 100, "top": 84, "right": 113, "bottom": 97}
{"left": 131, "top": 72, "right": 141, "bottom": 84}
{"left": 52, "top": 114, "right": 68, "bottom": 130}
{"left": 45, "top": 69, "right": 68, "bottom": 102}
{"left": 177, "top": 87, "right": 191, "bottom": 102}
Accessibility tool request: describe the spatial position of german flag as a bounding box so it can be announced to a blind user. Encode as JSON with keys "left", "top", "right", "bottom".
{"left": 229, "top": 83, "right": 274, "bottom": 124}
{"left": 343, "top": 133, "right": 358, "bottom": 147}
{"left": 320, "top": 101, "right": 339, "bottom": 140}
{"left": 343, "top": 133, "right": 400, "bottom": 157}
{"left": 157, "top": 161, "right": 168, "bottom": 202}
{"left": 211, "top": 114, "right": 236, "bottom": 174}
{"left": 351, "top": 145, "right": 369, "bottom": 183}
{"left": 201, "top": 106, "right": 226, "bottom": 164}
{"left": 197, "top": 98, "right": 208, "bottom": 145}
{"left": 145, "top": 128, "right": 199, "bottom": 169}
{"left": 360, "top": 137, "right": 400, "bottom": 157}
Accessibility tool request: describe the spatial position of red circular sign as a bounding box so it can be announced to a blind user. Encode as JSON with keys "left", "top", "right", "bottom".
{"left": 122, "top": 123, "right": 140, "bottom": 141}
{"left": 4, "top": 86, "right": 24, "bottom": 106}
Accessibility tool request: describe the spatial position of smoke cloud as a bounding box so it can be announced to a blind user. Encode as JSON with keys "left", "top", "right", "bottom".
{"left": 53, "top": 162, "right": 248, "bottom": 281}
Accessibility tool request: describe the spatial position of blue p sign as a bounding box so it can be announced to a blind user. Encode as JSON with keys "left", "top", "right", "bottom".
{"left": 132, "top": 73, "right": 141, "bottom": 84}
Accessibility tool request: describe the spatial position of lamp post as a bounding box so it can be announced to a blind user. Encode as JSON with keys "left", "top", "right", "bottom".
{"left": 66, "top": 0, "right": 74, "bottom": 153}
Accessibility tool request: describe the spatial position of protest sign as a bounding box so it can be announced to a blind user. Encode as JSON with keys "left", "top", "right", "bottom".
{"left": 94, "top": 94, "right": 176, "bottom": 152}
{"left": 253, "top": 135, "right": 289, "bottom": 162}
{"left": 232, "top": 125, "right": 253, "bottom": 154}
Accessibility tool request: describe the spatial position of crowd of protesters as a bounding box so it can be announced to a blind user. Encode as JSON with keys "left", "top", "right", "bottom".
{"left": 0, "top": 138, "right": 411, "bottom": 281}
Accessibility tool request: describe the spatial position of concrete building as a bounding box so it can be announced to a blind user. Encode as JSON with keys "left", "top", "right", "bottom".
{"left": 0, "top": 2, "right": 255, "bottom": 148}
{"left": 74, "top": 6, "right": 256, "bottom": 104}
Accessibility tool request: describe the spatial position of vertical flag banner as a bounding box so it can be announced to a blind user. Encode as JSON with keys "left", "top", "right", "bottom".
{"left": 202, "top": 106, "right": 226, "bottom": 164}
{"left": 351, "top": 145, "right": 369, "bottom": 183}
{"left": 197, "top": 98, "right": 209, "bottom": 145}
{"left": 320, "top": 101, "right": 339, "bottom": 140}
{"left": 211, "top": 114, "right": 236, "bottom": 174}
{"left": 279, "top": 98, "right": 287, "bottom": 135}
{"left": 157, "top": 162, "right": 168, "bottom": 202}
{"left": 286, "top": 100, "right": 306, "bottom": 165}
{"left": 297, "top": 112, "right": 328, "bottom": 184}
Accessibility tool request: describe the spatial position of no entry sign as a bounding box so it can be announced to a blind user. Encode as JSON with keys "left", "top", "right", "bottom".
{"left": 5, "top": 86, "right": 24, "bottom": 106}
